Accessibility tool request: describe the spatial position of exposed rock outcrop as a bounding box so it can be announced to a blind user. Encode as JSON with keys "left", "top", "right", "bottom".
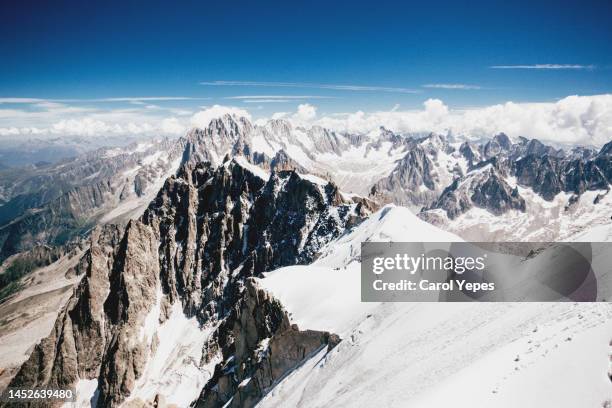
{"left": 429, "top": 164, "right": 526, "bottom": 219}
{"left": 196, "top": 278, "right": 337, "bottom": 408}
{"left": 7, "top": 158, "right": 359, "bottom": 407}
{"left": 370, "top": 145, "right": 438, "bottom": 207}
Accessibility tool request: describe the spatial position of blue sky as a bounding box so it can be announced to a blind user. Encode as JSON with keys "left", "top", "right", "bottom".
{"left": 0, "top": 0, "right": 611, "bottom": 144}
{"left": 2, "top": 0, "right": 611, "bottom": 109}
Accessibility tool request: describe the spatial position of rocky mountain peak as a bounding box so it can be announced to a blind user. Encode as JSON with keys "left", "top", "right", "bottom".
{"left": 459, "top": 141, "right": 481, "bottom": 165}
{"left": 429, "top": 164, "right": 526, "bottom": 219}
{"left": 482, "top": 133, "right": 512, "bottom": 159}
{"left": 7, "top": 156, "right": 368, "bottom": 406}
{"left": 264, "top": 118, "right": 293, "bottom": 138}
{"left": 600, "top": 141, "right": 612, "bottom": 156}
{"left": 523, "top": 138, "right": 564, "bottom": 158}
{"left": 420, "top": 133, "right": 452, "bottom": 155}
{"left": 369, "top": 144, "right": 440, "bottom": 209}
{"left": 493, "top": 132, "right": 512, "bottom": 149}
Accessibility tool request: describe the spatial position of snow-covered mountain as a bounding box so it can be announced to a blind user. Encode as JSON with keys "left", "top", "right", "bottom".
{"left": 2, "top": 113, "right": 610, "bottom": 260}
{"left": 1, "top": 113, "right": 611, "bottom": 407}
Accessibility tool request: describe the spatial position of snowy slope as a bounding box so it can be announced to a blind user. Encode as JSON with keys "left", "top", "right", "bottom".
{"left": 248, "top": 124, "right": 411, "bottom": 195}
{"left": 257, "top": 302, "right": 612, "bottom": 408}
{"left": 258, "top": 205, "right": 612, "bottom": 408}
{"left": 260, "top": 205, "right": 463, "bottom": 335}
{"left": 0, "top": 251, "right": 85, "bottom": 390}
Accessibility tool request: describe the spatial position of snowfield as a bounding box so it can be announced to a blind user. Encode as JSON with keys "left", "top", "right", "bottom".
{"left": 261, "top": 205, "right": 462, "bottom": 334}
{"left": 257, "top": 302, "right": 612, "bottom": 408}
{"left": 259, "top": 205, "right": 612, "bottom": 408}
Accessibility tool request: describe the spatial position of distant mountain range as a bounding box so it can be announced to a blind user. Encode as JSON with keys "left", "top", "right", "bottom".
{"left": 1, "top": 114, "right": 610, "bottom": 261}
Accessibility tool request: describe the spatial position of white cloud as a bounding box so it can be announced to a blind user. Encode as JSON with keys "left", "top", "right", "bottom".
{"left": 490, "top": 64, "right": 595, "bottom": 70}
{"left": 0, "top": 96, "right": 207, "bottom": 104}
{"left": 0, "top": 98, "right": 47, "bottom": 104}
{"left": 190, "top": 105, "right": 252, "bottom": 128}
{"left": 225, "top": 95, "right": 333, "bottom": 100}
{"left": 161, "top": 117, "right": 186, "bottom": 135}
{"left": 200, "top": 80, "right": 419, "bottom": 94}
{"left": 271, "top": 112, "right": 289, "bottom": 120}
{"left": 292, "top": 103, "right": 317, "bottom": 123}
{"left": 169, "top": 108, "right": 194, "bottom": 116}
{"left": 287, "top": 95, "right": 612, "bottom": 147}
{"left": 2, "top": 94, "right": 611, "bottom": 147}
{"left": 422, "top": 84, "right": 481, "bottom": 90}
{"left": 242, "top": 99, "right": 291, "bottom": 103}
{"left": 0, "top": 101, "right": 191, "bottom": 138}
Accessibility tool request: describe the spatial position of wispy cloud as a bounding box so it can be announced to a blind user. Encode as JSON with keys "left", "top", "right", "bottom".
{"left": 225, "top": 95, "right": 334, "bottom": 100}
{"left": 0, "top": 96, "right": 208, "bottom": 104}
{"left": 201, "top": 81, "right": 419, "bottom": 94}
{"left": 0, "top": 98, "right": 48, "bottom": 104}
{"left": 242, "top": 99, "right": 291, "bottom": 103}
{"left": 86, "top": 96, "right": 208, "bottom": 102}
{"left": 422, "top": 83, "right": 481, "bottom": 90}
{"left": 490, "top": 64, "right": 595, "bottom": 70}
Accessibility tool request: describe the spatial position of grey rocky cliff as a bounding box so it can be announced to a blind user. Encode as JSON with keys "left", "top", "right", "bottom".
{"left": 268, "top": 150, "right": 308, "bottom": 173}
{"left": 370, "top": 145, "right": 438, "bottom": 208}
{"left": 196, "top": 278, "right": 337, "bottom": 408}
{"left": 369, "top": 133, "right": 461, "bottom": 209}
{"left": 428, "top": 162, "right": 526, "bottom": 219}
{"left": 7, "top": 157, "right": 366, "bottom": 407}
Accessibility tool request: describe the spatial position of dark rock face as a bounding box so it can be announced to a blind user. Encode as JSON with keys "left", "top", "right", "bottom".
{"left": 8, "top": 158, "right": 363, "bottom": 407}
{"left": 7, "top": 224, "right": 124, "bottom": 394}
{"left": 483, "top": 133, "right": 512, "bottom": 159}
{"left": 0, "top": 180, "right": 115, "bottom": 260}
{"left": 567, "top": 146, "right": 597, "bottom": 161}
{"left": 459, "top": 141, "right": 481, "bottom": 166}
{"left": 513, "top": 150, "right": 611, "bottom": 201}
{"left": 370, "top": 145, "right": 438, "bottom": 207}
{"left": 519, "top": 138, "right": 564, "bottom": 159}
{"left": 423, "top": 133, "right": 612, "bottom": 219}
{"left": 196, "top": 278, "right": 335, "bottom": 408}
{"left": 471, "top": 172, "right": 526, "bottom": 216}
{"left": 430, "top": 165, "right": 526, "bottom": 219}
{"left": 430, "top": 178, "right": 472, "bottom": 220}
{"left": 600, "top": 141, "right": 612, "bottom": 156}
{"left": 269, "top": 149, "right": 307, "bottom": 173}
{"left": 514, "top": 156, "right": 563, "bottom": 201}
{"left": 369, "top": 131, "right": 611, "bottom": 215}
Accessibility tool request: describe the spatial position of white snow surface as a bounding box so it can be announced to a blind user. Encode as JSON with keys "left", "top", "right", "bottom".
{"left": 125, "top": 302, "right": 220, "bottom": 407}
{"left": 261, "top": 205, "right": 463, "bottom": 335}
{"left": 65, "top": 379, "right": 98, "bottom": 408}
{"left": 258, "top": 204, "right": 612, "bottom": 408}
{"left": 233, "top": 156, "right": 270, "bottom": 181}
{"left": 257, "top": 302, "right": 612, "bottom": 408}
